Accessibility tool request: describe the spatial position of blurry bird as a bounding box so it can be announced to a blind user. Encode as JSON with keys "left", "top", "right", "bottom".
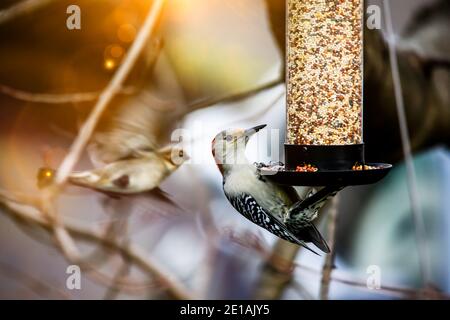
{"left": 212, "top": 124, "right": 341, "bottom": 254}
{"left": 38, "top": 90, "right": 191, "bottom": 196}
{"left": 38, "top": 146, "right": 189, "bottom": 195}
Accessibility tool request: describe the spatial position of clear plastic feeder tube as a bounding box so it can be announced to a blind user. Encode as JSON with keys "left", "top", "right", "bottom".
{"left": 286, "top": 0, "right": 363, "bottom": 146}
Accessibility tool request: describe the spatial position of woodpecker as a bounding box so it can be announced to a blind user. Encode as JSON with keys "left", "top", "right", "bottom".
{"left": 38, "top": 146, "right": 189, "bottom": 195}
{"left": 212, "top": 124, "right": 342, "bottom": 254}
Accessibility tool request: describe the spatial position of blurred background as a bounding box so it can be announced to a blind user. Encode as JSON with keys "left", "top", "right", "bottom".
{"left": 0, "top": 0, "right": 448, "bottom": 299}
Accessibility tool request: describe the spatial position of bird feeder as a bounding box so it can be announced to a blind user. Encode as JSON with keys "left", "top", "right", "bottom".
{"left": 261, "top": 0, "right": 391, "bottom": 186}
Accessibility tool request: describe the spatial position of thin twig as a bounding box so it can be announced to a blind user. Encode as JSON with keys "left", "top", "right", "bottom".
{"left": 253, "top": 239, "right": 299, "bottom": 299}
{"left": 85, "top": 268, "right": 161, "bottom": 295}
{"left": 78, "top": 209, "right": 130, "bottom": 269}
{"left": 294, "top": 260, "right": 449, "bottom": 299}
{"left": 103, "top": 259, "right": 131, "bottom": 300}
{"left": 2, "top": 190, "right": 444, "bottom": 300}
{"left": 0, "top": 0, "right": 54, "bottom": 25}
{"left": 103, "top": 217, "right": 131, "bottom": 300}
{"left": 319, "top": 195, "right": 339, "bottom": 300}
{"left": 0, "top": 84, "right": 135, "bottom": 104}
{"left": 1, "top": 76, "right": 281, "bottom": 109}
{"left": 37, "top": 187, "right": 82, "bottom": 263}
{"left": 290, "top": 279, "right": 315, "bottom": 300}
{"left": 382, "top": 0, "right": 431, "bottom": 287}
{"left": 187, "top": 77, "right": 283, "bottom": 111}
{"left": 0, "top": 188, "right": 40, "bottom": 207}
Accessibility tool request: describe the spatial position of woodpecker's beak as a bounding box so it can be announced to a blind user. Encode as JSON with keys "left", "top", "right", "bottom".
{"left": 244, "top": 124, "right": 267, "bottom": 137}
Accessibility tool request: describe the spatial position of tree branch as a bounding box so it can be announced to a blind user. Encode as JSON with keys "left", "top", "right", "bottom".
{"left": 187, "top": 77, "right": 283, "bottom": 111}
{"left": 0, "top": 0, "right": 54, "bottom": 25}
{"left": 0, "top": 195, "right": 194, "bottom": 300}
{"left": 253, "top": 240, "right": 299, "bottom": 299}
{"left": 0, "top": 84, "right": 135, "bottom": 104}
{"left": 319, "top": 195, "right": 339, "bottom": 300}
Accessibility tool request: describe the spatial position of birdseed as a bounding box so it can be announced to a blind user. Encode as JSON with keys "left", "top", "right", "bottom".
{"left": 295, "top": 164, "right": 319, "bottom": 172}
{"left": 352, "top": 163, "right": 378, "bottom": 171}
{"left": 287, "top": 0, "right": 363, "bottom": 145}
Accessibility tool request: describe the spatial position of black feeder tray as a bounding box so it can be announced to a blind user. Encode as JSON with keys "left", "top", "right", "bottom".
{"left": 259, "top": 144, "right": 392, "bottom": 187}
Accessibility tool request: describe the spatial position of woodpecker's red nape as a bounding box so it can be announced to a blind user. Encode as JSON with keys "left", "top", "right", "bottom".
{"left": 211, "top": 137, "right": 216, "bottom": 159}
{"left": 211, "top": 137, "right": 224, "bottom": 175}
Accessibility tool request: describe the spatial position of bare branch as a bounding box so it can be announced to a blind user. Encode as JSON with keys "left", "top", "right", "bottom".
{"left": 319, "top": 195, "right": 339, "bottom": 300}
{"left": 0, "top": 0, "right": 54, "bottom": 25}
{"left": 253, "top": 240, "right": 299, "bottom": 299}
{"left": 296, "top": 260, "right": 449, "bottom": 299}
{"left": 3, "top": 187, "right": 444, "bottom": 300}
{"left": 103, "top": 259, "right": 131, "bottom": 300}
{"left": 187, "top": 77, "right": 283, "bottom": 111}
{"left": 0, "top": 188, "right": 40, "bottom": 207}
{"left": 0, "top": 84, "right": 135, "bottom": 104}
{"left": 383, "top": 1, "right": 432, "bottom": 287}
{"left": 2, "top": 1, "right": 169, "bottom": 298}
{"left": 102, "top": 217, "right": 131, "bottom": 300}
{"left": 252, "top": 202, "right": 329, "bottom": 300}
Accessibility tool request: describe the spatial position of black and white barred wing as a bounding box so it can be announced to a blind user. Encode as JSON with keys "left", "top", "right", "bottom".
{"left": 225, "top": 193, "right": 317, "bottom": 254}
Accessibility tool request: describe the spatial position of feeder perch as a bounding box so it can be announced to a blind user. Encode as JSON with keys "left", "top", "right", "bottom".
{"left": 260, "top": 0, "right": 392, "bottom": 186}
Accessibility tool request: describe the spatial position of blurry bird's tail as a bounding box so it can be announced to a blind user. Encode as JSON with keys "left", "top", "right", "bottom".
{"left": 300, "top": 224, "right": 330, "bottom": 253}
{"left": 37, "top": 167, "right": 97, "bottom": 190}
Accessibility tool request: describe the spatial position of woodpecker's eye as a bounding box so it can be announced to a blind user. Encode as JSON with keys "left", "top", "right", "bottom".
{"left": 178, "top": 150, "right": 184, "bottom": 158}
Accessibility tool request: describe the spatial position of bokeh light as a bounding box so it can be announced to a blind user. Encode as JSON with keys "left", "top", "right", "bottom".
{"left": 104, "top": 58, "right": 116, "bottom": 70}
{"left": 110, "top": 45, "right": 125, "bottom": 59}
{"left": 117, "top": 24, "right": 137, "bottom": 43}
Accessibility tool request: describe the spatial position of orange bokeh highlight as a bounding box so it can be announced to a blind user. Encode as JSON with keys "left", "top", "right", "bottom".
{"left": 104, "top": 58, "right": 116, "bottom": 70}
{"left": 117, "top": 24, "right": 137, "bottom": 43}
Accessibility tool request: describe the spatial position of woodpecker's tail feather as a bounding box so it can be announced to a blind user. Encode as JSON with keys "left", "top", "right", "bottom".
{"left": 297, "top": 241, "right": 320, "bottom": 255}
{"left": 300, "top": 224, "right": 330, "bottom": 253}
